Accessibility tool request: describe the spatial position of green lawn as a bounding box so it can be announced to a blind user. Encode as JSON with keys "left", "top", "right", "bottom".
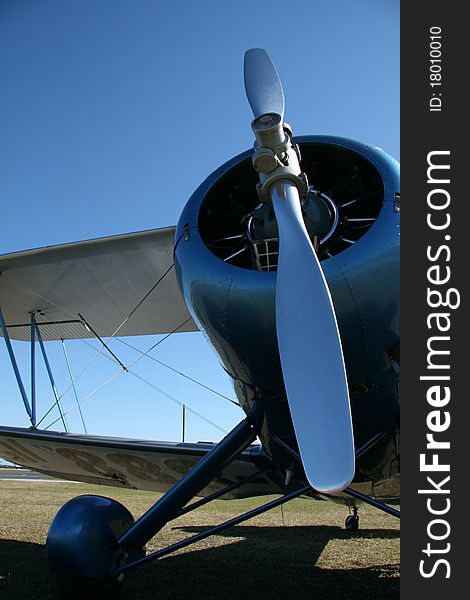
{"left": 0, "top": 481, "right": 399, "bottom": 599}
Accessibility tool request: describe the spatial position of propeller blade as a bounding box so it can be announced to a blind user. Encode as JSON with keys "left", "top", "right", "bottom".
{"left": 271, "top": 180, "right": 355, "bottom": 494}
{"left": 244, "top": 48, "right": 285, "bottom": 120}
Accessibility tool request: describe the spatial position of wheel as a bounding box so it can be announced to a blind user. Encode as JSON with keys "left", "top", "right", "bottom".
{"left": 47, "top": 495, "right": 143, "bottom": 599}
{"left": 345, "top": 514, "right": 359, "bottom": 531}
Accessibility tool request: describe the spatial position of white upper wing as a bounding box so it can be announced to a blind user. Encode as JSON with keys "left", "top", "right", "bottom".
{"left": 0, "top": 227, "right": 197, "bottom": 340}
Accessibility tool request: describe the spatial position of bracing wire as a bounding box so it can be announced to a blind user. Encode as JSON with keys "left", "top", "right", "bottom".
{"left": 44, "top": 335, "right": 228, "bottom": 435}
{"left": 26, "top": 264, "right": 175, "bottom": 409}
{"left": 36, "top": 316, "right": 192, "bottom": 429}
{"left": 28, "top": 262, "right": 236, "bottom": 436}
{"left": 61, "top": 339, "right": 87, "bottom": 434}
{"left": 110, "top": 336, "right": 239, "bottom": 406}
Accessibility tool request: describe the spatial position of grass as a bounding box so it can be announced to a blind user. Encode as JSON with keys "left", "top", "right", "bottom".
{"left": 0, "top": 481, "right": 399, "bottom": 599}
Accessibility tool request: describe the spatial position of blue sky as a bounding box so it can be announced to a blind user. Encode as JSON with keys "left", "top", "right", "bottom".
{"left": 0, "top": 0, "right": 399, "bottom": 447}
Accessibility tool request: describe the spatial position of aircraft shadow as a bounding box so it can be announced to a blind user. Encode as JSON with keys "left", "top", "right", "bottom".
{"left": 0, "top": 539, "right": 53, "bottom": 599}
{"left": 128, "top": 524, "right": 399, "bottom": 600}
{"left": 0, "top": 525, "right": 399, "bottom": 600}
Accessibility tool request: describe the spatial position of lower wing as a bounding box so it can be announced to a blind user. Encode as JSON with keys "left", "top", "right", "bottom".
{"left": 0, "top": 426, "right": 278, "bottom": 499}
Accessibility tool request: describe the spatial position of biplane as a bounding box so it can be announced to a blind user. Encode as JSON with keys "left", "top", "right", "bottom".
{"left": 0, "top": 49, "right": 400, "bottom": 598}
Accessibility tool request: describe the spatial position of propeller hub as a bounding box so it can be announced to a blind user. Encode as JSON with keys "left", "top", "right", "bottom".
{"left": 252, "top": 112, "right": 282, "bottom": 130}
{"left": 251, "top": 113, "right": 286, "bottom": 156}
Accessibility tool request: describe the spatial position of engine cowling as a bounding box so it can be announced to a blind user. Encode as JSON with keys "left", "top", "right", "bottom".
{"left": 175, "top": 135, "right": 400, "bottom": 485}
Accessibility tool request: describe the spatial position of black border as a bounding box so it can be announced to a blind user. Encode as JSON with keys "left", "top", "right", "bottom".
{"left": 401, "top": 3, "right": 467, "bottom": 596}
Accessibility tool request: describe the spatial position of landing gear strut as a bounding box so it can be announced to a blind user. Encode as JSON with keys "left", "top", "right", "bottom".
{"left": 46, "top": 409, "right": 262, "bottom": 598}
{"left": 345, "top": 507, "right": 359, "bottom": 531}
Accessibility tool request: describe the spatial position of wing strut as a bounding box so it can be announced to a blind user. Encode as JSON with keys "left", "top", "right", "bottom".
{"left": 0, "top": 308, "right": 69, "bottom": 431}
{"left": 34, "top": 319, "right": 69, "bottom": 432}
{"left": 0, "top": 307, "right": 33, "bottom": 425}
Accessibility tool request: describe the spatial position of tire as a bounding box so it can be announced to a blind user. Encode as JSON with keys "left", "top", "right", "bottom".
{"left": 345, "top": 514, "right": 359, "bottom": 531}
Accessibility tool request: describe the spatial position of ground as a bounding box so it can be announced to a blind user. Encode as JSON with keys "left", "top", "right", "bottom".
{"left": 0, "top": 481, "right": 399, "bottom": 599}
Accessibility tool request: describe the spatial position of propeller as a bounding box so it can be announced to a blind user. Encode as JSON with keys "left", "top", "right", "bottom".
{"left": 244, "top": 49, "right": 355, "bottom": 494}
{"left": 244, "top": 49, "right": 285, "bottom": 120}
